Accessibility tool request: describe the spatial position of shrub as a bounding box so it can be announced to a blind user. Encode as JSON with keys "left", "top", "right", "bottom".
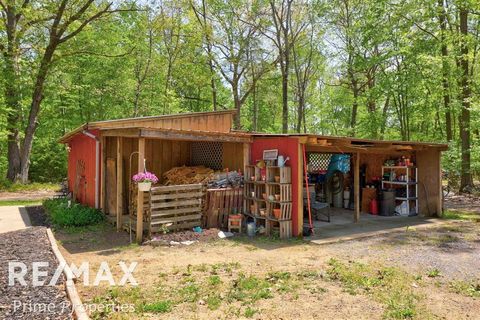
{"left": 43, "top": 198, "right": 104, "bottom": 227}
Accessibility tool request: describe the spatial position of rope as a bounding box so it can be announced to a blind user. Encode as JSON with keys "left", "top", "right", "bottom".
{"left": 302, "top": 144, "right": 314, "bottom": 234}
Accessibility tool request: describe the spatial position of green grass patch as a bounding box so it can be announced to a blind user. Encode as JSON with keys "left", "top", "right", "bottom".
{"left": 141, "top": 300, "right": 173, "bottom": 313}
{"left": 0, "top": 199, "right": 42, "bottom": 206}
{"left": 244, "top": 306, "right": 258, "bottom": 318}
{"left": 0, "top": 182, "right": 59, "bottom": 192}
{"left": 450, "top": 280, "right": 480, "bottom": 298}
{"left": 43, "top": 198, "right": 104, "bottom": 227}
{"left": 327, "top": 258, "right": 423, "bottom": 319}
{"left": 427, "top": 268, "right": 441, "bottom": 278}
{"left": 441, "top": 210, "right": 480, "bottom": 221}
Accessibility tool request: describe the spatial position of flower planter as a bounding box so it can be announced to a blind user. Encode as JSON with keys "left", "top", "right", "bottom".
{"left": 138, "top": 181, "right": 152, "bottom": 191}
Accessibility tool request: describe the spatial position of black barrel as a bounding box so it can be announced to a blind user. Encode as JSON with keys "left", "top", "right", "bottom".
{"left": 380, "top": 190, "right": 395, "bottom": 216}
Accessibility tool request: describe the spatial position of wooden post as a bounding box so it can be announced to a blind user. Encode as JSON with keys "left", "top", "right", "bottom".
{"left": 243, "top": 142, "right": 250, "bottom": 215}
{"left": 354, "top": 152, "right": 360, "bottom": 223}
{"left": 243, "top": 142, "right": 250, "bottom": 169}
{"left": 297, "top": 142, "right": 304, "bottom": 236}
{"left": 100, "top": 136, "right": 107, "bottom": 213}
{"left": 116, "top": 137, "right": 123, "bottom": 231}
{"left": 136, "top": 138, "right": 145, "bottom": 243}
{"left": 437, "top": 150, "right": 443, "bottom": 215}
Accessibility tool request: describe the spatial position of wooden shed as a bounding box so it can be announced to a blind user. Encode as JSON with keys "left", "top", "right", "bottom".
{"left": 249, "top": 134, "right": 447, "bottom": 237}
{"left": 60, "top": 110, "right": 447, "bottom": 242}
{"left": 60, "top": 110, "right": 251, "bottom": 242}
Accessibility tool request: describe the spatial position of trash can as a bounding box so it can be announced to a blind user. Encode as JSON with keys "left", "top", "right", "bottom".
{"left": 380, "top": 190, "right": 395, "bottom": 216}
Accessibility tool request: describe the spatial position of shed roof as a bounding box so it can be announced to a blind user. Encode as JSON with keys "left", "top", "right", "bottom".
{"left": 250, "top": 133, "right": 448, "bottom": 151}
{"left": 59, "top": 110, "right": 448, "bottom": 151}
{"left": 59, "top": 110, "right": 236, "bottom": 143}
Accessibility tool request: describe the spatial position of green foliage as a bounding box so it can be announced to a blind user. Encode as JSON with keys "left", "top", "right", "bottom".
{"left": 43, "top": 198, "right": 104, "bottom": 227}
{"left": 1, "top": 0, "right": 480, "bottom": 188}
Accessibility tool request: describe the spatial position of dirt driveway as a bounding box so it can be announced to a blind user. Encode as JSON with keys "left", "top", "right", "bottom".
{"left": 49, "top": 196, "right": 480, "bottom": 320}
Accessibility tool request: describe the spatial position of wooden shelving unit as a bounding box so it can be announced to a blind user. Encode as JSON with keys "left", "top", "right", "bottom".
{"left": 244, "top": 165, "right": 293, "bottom": 238}
{"left": 381, "top": 166, "right": 418, "bottom": 215}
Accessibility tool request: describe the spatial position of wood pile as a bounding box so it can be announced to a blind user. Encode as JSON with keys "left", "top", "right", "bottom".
{"left": 163, "top": 166, "right": 214, "bottom": 185}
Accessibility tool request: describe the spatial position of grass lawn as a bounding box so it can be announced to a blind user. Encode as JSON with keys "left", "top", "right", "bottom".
{"left": 0, "top": 182, "right": 59, "bottom": 193}
{"left": 0, "top": 199, "right": 42, "bottom": 206}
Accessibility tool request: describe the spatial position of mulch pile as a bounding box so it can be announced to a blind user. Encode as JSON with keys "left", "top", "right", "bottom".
{"left": 147, "top": 228, "right": 221, "bottom": 245}
{"left": 0, "top": 227, "right": 73, "bottom": 319}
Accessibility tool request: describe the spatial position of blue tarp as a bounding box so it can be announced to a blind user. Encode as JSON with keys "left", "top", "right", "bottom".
{"left": 326, "top": 154, "right": 350, "bottom": 178}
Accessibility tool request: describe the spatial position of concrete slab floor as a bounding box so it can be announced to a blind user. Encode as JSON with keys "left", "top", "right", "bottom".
{"left": 0, "top": 206, "right": 32, "bottom": 233}
{"left": 305, "top": 208, "right": 443, "bottom": 245}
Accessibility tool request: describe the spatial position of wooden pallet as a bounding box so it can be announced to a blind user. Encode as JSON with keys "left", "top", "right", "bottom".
{"left": 149, "top": 184, "right": 204, "bottom": 233}
{"left": 204, "top": 187, "right": 243, "bottom": 229}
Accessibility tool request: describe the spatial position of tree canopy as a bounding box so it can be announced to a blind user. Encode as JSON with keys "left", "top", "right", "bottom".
{"left": 0, "top": 0, "right": 479, "bottom": 191}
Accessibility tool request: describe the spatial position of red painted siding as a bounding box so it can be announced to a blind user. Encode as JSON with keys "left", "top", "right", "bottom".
{"left": 251, "top": 137, "right": 301, "bottom": 236}
{"left": 66, "top": 130, "right": 99, "bottom": 207}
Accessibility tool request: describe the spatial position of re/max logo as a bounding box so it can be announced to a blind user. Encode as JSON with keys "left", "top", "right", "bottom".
{"left": 8, "top": 261, "right": 138, "bottom": 286}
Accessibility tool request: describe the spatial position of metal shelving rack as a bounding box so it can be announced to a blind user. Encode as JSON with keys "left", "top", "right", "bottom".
{"left": 381, "top": 166, "right": 418, "bottom": 215}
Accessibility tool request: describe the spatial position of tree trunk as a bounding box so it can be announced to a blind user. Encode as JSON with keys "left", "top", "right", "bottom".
{"left": 4, "top": 4, "right": 22, "bottom": 181}
{"left": 296, "top": 94, "right": 304, "bottom": 133}
{"left": 438, "top": 0, "right": 453, "bottom": 142}
{"left": 459, "top": 7, "right": 473, "bottom": 192}
{"left": 4, "top": 53, "right": 22, "bottom": 182}
{"left": 19, "top": 44, "right": 56, "bottom": 183}
{"left": 233, "top": 81, "right": 241, "bottom": 128}
{"left": 380, "top": 95, "right": 390, "bottom": 140}
{"left": 252, "top": 82, "right": 258, "bottom": 131}
{"left": 350, "top": 78, "right": 359, "bottom": 136}
{"left": 281, "top": 62, "right": 289, "bottom": 133}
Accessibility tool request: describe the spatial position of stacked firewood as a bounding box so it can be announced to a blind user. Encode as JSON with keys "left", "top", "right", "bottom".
{"left": 163, "top": 166, "right": 214, "bottom": 185}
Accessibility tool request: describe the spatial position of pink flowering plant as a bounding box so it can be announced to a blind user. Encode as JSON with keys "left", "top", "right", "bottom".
{"left": 132, "top": 171, "right": 159, "bottom": 184}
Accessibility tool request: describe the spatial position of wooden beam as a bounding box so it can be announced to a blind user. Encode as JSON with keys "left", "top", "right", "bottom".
{"left": 243, "top": 142, "right": 250, "bottom": 168}
{"left": 116, "top": 137, "right": 123, "bottom": 231}
{"left": 437, "top": 150, "right": 443, "bottom": 215}
{"left": 140, "top": 129, "right": 251, "bottom": 143}
{"left": 101, "top": 128, "right": 141, "bottom": 138}
{"left": 354, "top": 152, "right": 360, "bottom": 223}
{"left": 305, "top": 145, "right": 416, "bottom": 155}
{"left": 100, "top": 136, "right": 107, "bottom": 213}
{"left": 136, "top": 137, "right": 145, "bottom": 243}
{"left": 297, "top": 142, "right": 304, "bottom": 236}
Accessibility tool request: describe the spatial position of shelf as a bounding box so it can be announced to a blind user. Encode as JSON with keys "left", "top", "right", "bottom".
{"left": 383, "top": 166, "right": 416, "bottom": 169}
{"left": 245, "top": 180, "right": 266, "bottom": 184}
{"left": 382, "top": 181, "right": 417, "bottom": 185}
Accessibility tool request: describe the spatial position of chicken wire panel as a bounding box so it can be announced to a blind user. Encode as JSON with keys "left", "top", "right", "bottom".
{"left": 190, "top": 141, "right": 223, "bottom": 170}
{"left": 308, "top": 153, "right": 332, "bottom": 171}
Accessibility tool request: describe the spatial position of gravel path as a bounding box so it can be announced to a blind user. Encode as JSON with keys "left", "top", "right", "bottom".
{"left": 0, "top": 227, "right": 73, "bottom": 319}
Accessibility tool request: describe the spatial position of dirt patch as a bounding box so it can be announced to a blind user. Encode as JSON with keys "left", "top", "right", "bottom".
{"left": 146, "top": 228, "right": 221, "bottom": 245}
{"left": 55, "top": 218, "right": 480, "bottom": 319}
{"left": 444, "top": 193, "right": 480, "bottom": 214}
{"left": 0, "top": 227, "right": 73, "bottom": 319}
